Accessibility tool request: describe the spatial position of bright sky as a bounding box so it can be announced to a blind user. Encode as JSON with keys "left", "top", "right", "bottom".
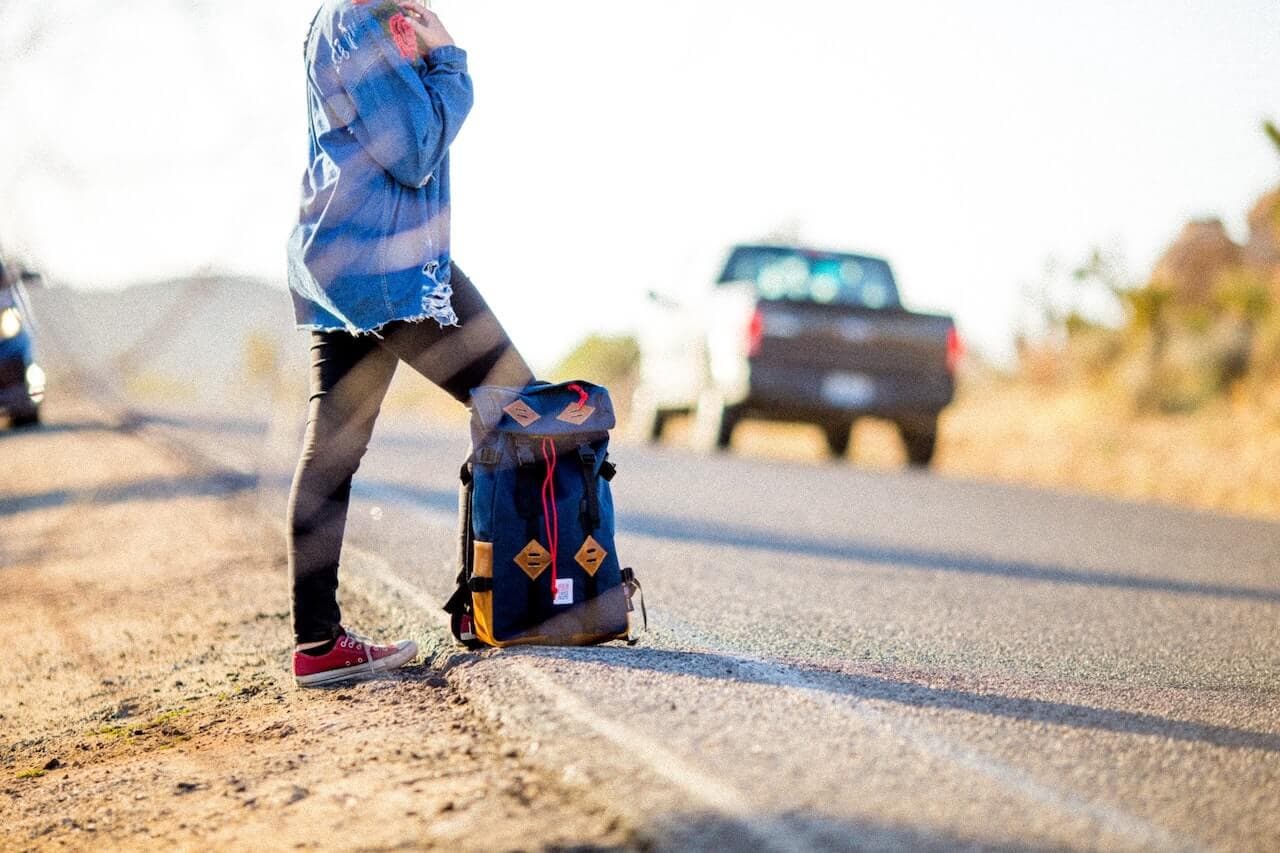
{"left": 2, "top": 0, "right": 1277, "bottom": 368}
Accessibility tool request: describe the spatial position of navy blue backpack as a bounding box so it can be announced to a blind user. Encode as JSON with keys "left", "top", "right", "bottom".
{"left": 444, "top": 381, "right": 645, "bottom": 647}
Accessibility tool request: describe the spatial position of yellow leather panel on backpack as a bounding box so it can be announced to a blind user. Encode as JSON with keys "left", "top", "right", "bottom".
{"left": 471, "top": 541, "right": 496, "bottom": 646}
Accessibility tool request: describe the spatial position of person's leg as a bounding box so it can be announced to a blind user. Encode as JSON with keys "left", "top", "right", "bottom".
{"left": 377, "top": 263, "right": 535, "bottom": 593}
{"left": 287, "top": 330, "right": 398, "bottom": 645}
{"left": 378, "top": 263, "right": 534, "bottom": 400}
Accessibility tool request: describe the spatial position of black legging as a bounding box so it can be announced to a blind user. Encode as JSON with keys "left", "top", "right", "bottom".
{"left": 287, "top": 264, "right": 534, "bottom": 643}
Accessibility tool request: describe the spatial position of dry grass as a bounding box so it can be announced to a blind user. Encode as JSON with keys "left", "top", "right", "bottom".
{"left": 651, "top": 377, "right": 1280, "bottom": 521}
{"left": 937, "top": 378, "right": 1280, "bottom": 520}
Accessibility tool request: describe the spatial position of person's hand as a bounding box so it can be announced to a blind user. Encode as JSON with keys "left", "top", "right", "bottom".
{"left": 398, "top": 2, "right": 456, "bottom": 55}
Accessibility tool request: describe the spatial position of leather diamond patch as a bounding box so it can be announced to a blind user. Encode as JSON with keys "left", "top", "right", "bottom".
{"left": 503, "top": 399, "right": 541, "bottom": 428}
{"left": 515, "top": 540, "right": 552, "bottom": 580}
{"left": 574, "top": 535, "right": 608, "bottom": 577}
{"left": 557, "top": 403, "right": 596, "bottom": 426}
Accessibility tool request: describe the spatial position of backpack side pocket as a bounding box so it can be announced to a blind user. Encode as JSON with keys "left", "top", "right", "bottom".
{"left": 469, "top": 540, "right": 497, "bottom": 646}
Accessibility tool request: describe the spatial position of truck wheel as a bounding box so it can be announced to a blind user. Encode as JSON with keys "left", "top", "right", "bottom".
{"left": 898, "top": 422, "right": 937, "bottom": 468}
{"left": 646, "top": 410, "right": 668, "bottom": 443}
{"left": 692, "top": 390, "right": 738, "bottom": 452}
{"left": 10, "top": 405, "right": 40, "bottom": 429}
{"left": 823, "top": 422, "right": 853, "bottom": 458}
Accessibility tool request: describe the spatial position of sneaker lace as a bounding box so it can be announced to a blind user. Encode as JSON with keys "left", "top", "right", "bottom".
{"left": 341, "top": 631, "right": 385, "bottom": 672}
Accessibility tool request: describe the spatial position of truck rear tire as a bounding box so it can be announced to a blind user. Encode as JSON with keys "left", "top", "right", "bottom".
{"left": 823, "top": 422, "right": 852, "bottom": 458}
{"left": 10, "top": 405, "right": 40, "bottom": 429}
{"left": 646, "top": 410, "right": 668, "bottom": 443}
{"left": 898, "top": 421, "right": 937, "bottom": 468}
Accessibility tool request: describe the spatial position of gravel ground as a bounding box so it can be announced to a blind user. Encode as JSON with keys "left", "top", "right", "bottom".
{"left": 0, "top": 399, "right": 635, "bottom": 851}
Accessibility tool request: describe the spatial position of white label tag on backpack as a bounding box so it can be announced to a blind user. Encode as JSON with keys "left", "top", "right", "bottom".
{"left": 553, "top": 578, "right": 574, "bottom": 606}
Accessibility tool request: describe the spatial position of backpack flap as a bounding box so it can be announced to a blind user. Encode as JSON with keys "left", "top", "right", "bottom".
{"left": 469, "top": 381, "right": 615, "bottom": 451}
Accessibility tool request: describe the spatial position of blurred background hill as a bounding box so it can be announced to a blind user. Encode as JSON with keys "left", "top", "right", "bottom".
{"left": 30, "top": 277, "right": 296, "bottom": 406}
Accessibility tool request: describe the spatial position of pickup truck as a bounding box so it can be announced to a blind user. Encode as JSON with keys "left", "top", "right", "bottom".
{"left": 632, "top": 244, "right": 960, "bottom": 466}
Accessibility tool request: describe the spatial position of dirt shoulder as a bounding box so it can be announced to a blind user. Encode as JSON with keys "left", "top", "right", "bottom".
{"left": 0, "top": 399, "right": 634, "bottom": 851}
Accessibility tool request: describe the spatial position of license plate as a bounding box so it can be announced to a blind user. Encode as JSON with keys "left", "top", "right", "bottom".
{"left": 821, "top": 372, "right": 875, "bottom": 407}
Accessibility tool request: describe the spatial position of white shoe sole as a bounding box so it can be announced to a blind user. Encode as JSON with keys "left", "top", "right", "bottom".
{"left": 294, "top": 640, "right": 419, "bottom": 688}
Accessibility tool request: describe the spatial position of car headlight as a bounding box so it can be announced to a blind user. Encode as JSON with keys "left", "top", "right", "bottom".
{"left": 0, "top": 308, "right": 20, "bottom": 339}
{"left": 26, "top": 363, "right": 46, "bottom": 393}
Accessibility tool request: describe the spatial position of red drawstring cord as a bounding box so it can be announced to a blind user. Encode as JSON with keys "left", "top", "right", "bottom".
{"left": 540, "top": 437, "right": 559, "bottom": 600}
{"left": 539, "top": 385, "right": 586, "bottom": 603}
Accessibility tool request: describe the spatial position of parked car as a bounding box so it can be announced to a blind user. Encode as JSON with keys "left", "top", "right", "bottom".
{"left": 633, "top": 244, "right": 961, "bottom": 466}
{"left": 0, "top": 257, "right": 45, "bottom": 428}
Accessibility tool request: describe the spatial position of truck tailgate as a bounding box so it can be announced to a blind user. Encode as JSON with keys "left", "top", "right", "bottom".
{"left": 759, "top": 302, "right": 950, "bottom": 371}
{"left": 751, "top": 301, "right": 955, "bottom": 414}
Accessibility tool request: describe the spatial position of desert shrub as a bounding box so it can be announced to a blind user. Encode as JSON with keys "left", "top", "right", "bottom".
{"left": 550, "top": 335, "right": 640, "bottom": 386}
{"left": 1252, "top": 313, "right": 1280, "bottom": 374}
{"left": 1062, "top": 317, "right": 1126, "bottom": 381}
{"left": 1215, "top": 267, "right": 1273, "bottom": 324}
{"left": 1085, "top": 264, "right": 1277, "bottom": 413}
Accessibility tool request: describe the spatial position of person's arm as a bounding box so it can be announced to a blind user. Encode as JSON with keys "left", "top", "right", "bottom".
{"left": 335, "top": 5, "right": 473, "bottom": 188}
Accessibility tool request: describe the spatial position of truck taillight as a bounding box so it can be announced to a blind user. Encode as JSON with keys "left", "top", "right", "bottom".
{"left": 746, "top": 307, "right": 764, "bottom": 358}
{"left": 946, "top": 326, "right": 964, "bottom": 374}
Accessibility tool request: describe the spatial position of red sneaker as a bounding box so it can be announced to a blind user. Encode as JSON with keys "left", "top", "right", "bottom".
{"left": 293, "top": 631, "right": 418, "bottom": 687}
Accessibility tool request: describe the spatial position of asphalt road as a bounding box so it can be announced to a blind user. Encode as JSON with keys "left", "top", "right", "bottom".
{"left": 115, "top": 393, "right": 1280, "bottom": 852}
